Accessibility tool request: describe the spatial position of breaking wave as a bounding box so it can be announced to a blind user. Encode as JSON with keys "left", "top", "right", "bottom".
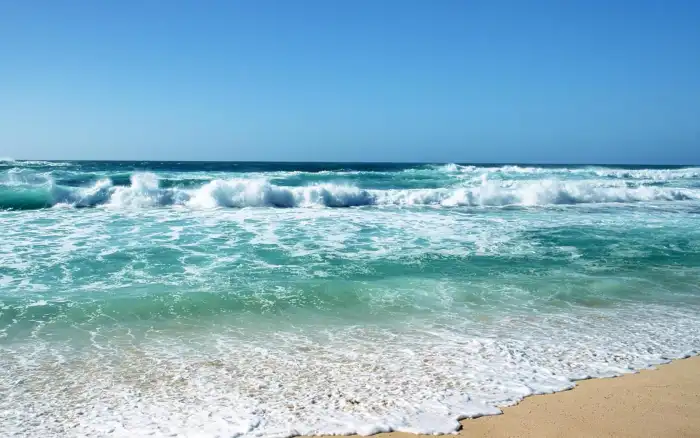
{"left": 0, "top": 172, "right": 697, "bottom": 210}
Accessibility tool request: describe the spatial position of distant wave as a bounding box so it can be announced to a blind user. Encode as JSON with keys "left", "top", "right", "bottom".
{"left": 438, "top": 163, "right": 700, "bottom": 180}
{"left": 0, "top": 159, "right": 72, "bottom": 168}
{"left": 0, "top": 172, "right": 697, "bottom": 210}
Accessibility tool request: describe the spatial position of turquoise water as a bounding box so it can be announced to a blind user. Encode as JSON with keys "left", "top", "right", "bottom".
{"left": 2, "top": 160, "right": 700, "bottom": 436}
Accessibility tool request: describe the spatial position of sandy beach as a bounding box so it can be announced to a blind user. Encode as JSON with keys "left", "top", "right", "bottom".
{"left": 319, "top": 356, "right": 700, "bottom": 438}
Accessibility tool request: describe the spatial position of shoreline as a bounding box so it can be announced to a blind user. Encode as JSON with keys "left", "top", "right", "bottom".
{"left": 310, "top": 355, "right": 700, "bottom": 438}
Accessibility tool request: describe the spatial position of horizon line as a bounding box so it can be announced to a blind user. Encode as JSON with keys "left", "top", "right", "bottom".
{"left": 2, "top": 158, "right": 699, "bottom": 167}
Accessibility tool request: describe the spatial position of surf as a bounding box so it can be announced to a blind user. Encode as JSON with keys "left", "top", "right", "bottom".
{"left": 0, "top": 170, "right": 698, "bottom": 210}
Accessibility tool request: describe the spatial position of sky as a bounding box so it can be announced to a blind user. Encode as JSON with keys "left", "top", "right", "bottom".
{"left": 1, "top": 0, "right": 699, "bottom": 164}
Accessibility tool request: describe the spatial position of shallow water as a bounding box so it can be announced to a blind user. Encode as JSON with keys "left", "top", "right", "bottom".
{"left": 1, "top": 160, "right": 700, "bottom": 436}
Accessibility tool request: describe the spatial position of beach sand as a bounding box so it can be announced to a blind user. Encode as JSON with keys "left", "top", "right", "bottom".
{"left": 318, "top": 356, "right": 700, "bottom": 438}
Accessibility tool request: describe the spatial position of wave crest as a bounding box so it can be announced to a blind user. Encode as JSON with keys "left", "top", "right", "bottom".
{"left": 0, "top": 172, "right": 697, "bottom": 210}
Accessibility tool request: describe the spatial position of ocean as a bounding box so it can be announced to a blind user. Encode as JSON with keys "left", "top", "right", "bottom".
{"left": 1, "top": 159, "right": 700, "bottom": 437}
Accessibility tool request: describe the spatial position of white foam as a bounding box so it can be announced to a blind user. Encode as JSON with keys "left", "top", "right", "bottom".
{"left": 1, "top": 307, "right": 699, "bottom": 437}
{"left": 91, "top": 176, "right": 700, "bottom": 208}
{"left": 2, "top": 198, "right": 700, "bottom": 437}
{"left": 380, "top": 179, "right": 696, "bottom": 206}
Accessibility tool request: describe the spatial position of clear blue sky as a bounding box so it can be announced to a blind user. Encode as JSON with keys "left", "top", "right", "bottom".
{"left": 1, "top": 0, "right": 699, "bottom": 163}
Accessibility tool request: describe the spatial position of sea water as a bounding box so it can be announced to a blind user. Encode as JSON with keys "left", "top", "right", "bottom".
{"left": 1, "top": 160, "right": 700, "bottom": 437}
